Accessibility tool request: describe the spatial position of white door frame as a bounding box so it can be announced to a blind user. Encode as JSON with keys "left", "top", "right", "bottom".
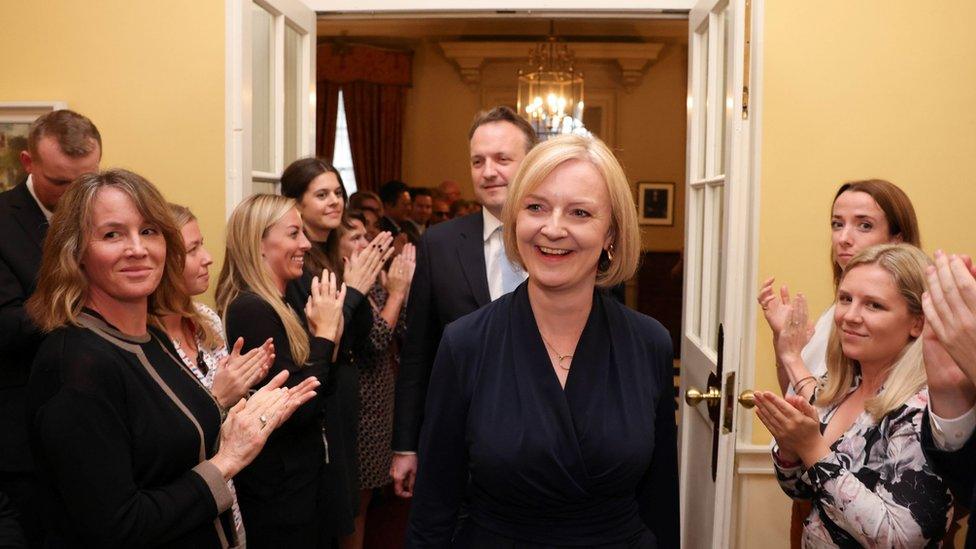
{"left": 679, "top": 0, "right": 764, "bottom": 546}
{"left": 226, "top": 0, "right": 316, "bottom": 215}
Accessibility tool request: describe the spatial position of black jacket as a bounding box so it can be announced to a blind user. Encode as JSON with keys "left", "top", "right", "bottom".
{"left": 392, "top": 212, "right": 489, "bottom": 452}
{"left": 0, "top": 181, "right": 47, "bottom": 473}
{"left": 28, "top": 312, "right": 236, "bottom": 547}
{"left": 921, "top": 409, "right": 976, "bottom": 547}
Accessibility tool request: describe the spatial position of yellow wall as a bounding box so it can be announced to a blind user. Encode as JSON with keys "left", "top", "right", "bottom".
{"left": 744, "top": 2, "right": 976, "bottom": 544}
{"left": 0, "top": 0, "right": 226, "bottom": 300}
{"left": 754, "top": 0, "right": 976, "bottom": 440}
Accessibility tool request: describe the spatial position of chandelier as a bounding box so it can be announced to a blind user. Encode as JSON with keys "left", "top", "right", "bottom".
{"left": 517, "top": 22, "right": 585, "bottom": 140}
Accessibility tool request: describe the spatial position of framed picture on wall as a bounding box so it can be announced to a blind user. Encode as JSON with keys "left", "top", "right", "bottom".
{"left": 638, "top": 181, "right": 674, "bottom": 226}
{"left": 0, "top": 102, "right": 66, "bottom": 192}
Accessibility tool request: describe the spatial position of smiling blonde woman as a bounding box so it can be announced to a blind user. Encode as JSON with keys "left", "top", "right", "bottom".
{"left": 407, "top": 134, "right": 678, "bottom": 548}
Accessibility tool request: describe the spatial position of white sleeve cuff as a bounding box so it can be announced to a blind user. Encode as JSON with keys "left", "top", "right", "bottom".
{"left": 930, "top": 405, "right": 976, "bottom": 451}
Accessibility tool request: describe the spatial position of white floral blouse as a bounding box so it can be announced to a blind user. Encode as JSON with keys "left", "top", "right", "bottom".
{"left": 169, "top": 303, "right": 244, "bottom": 541}
{"left": 773, "top": 381, "right": 953, "bottom": 548}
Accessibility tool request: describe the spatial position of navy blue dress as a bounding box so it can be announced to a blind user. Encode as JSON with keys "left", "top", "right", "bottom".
{"left": 407, "top": 283, "right": 679, "bottom": 548}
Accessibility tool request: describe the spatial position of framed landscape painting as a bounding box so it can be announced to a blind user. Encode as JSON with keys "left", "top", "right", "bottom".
{"left": 0, "top": 102, "right": 66, "bottom": 192}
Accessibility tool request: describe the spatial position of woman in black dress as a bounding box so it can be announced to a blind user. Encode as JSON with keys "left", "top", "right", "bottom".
{"left": 407, "top": 135, "right": 679, "bottom": 548}
{"left": 216, "top": 193, "right": 348, "bottom": 547}
{"left": 26, "top": 169, "right": 317, "bottom": 547}
{"left": 279, "top": 158, "right": 392, "bottom": 541}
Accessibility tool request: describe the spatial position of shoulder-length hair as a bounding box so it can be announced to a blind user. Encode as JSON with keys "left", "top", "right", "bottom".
{"left": 280, "top": 157, "right": 346, "bottom": 280}
{"left": 818, "top": 243, "right": 930, "bottom": 420}
{"left": 27, "top": 169, "right": 195, "bottom": 332}
{"left": 830, "top": 179, "right": 921, "bottom": 287}
{"left": 215, "top": 194, "right": 310, "bottom": 365}
{"left": 149, "top": 203, "right": 221, "bottom": 350}
{"left": 501, "top": 133, "right": 640, "bottom": 288}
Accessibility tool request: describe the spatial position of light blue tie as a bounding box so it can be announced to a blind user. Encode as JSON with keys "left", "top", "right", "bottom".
{"left": 496, "top": 228, "right": 524, "bottom": 295}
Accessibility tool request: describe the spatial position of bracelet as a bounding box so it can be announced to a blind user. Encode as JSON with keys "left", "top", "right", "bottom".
{"left": 793, "top": 376, "right": 817, "bottom": 393}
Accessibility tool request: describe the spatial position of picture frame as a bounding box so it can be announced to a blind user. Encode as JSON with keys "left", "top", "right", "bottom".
{"left": 638, "top": 181, "right": 675, "bottom": 226}
{"left": 0, "top": 102, "right": 66, "bottom": 192}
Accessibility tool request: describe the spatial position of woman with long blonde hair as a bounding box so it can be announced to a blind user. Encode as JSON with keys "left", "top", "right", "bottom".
{"left": 216, "top": 193, "right": 347, "bottom": 547}
{"left": 755, "top": 244, "right": 953, "bottom": 547}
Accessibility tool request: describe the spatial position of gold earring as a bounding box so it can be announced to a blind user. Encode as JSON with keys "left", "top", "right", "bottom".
{"left": 606, "top": 244, "right": 615, "bottom": 263}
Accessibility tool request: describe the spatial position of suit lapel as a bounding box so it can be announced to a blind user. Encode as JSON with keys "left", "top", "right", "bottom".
{"left": 8, "top": 182, "right": 47, "bottom": 248}
{"left": 455, "top": 213, "right": 491, "bottom": 307}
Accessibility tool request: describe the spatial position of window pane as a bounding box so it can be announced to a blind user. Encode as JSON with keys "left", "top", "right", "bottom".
{"left": 251, "top": 3, "right": 274, "bottom": 173}
{"left": 715, "top": 8, "right": 729, "bottom": 175}
{"left": 332, "top": 90, "right": 358, "bottom": 193}
{"left": 707, "top": 184, "right": 725, "bottom": 351}
{"left": 691, "top": 186, "right": 705, "bottom": 338}
{"left": 696, "top": 29, "right": 709, "bottom": 180}
{"left": 284, "top": 25, "right": 301, "bottom": 166}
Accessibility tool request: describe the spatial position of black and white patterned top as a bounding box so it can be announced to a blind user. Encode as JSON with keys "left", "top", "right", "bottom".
{"left": 774, "top": 381, "right": 953, "bottom": 548}
{"left": 169, "top": 303, "right": 244, "bottom": 539}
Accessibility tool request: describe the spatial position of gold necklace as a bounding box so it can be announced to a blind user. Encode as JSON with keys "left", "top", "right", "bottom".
{"left": 540, "top": 333, "right": 574, "bottom": 370}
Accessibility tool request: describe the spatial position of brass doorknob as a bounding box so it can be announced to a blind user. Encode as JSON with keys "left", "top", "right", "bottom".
{"left": 685, "top": 386, "right": 722, "bottom": 407}
{"left": 738, "top": 390, "right": 756, "bottom": 409}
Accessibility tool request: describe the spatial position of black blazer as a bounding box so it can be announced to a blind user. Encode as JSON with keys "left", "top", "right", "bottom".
{"left": 406, "top": 284, "right": 680, "bottom": 547}
{"left": 0, "top": 181, "right": 47, "bottom": 473}
{"left": 920, "top": 409, "right": 976, "bottom": 547}
{"left": 392, "top": 212, "right": 489, "bottom": 452}
{"left": 223, "top": 292, "right": 336, "bottom": 535}
{"left": 28, "top": 312, "right": 235, "bottom": 547}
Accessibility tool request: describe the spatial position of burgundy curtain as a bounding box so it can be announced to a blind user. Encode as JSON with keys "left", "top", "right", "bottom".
{"left": 316, "top": 82, "right": 341, "bottom": 162}
{"left": 317, "top": 43, "right": 412, "bottom": 193}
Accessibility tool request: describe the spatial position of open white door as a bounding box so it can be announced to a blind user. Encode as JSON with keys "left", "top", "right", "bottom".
{"left": 678, "top": 0, "right": 755, "bottom": 547}
{"left": 227, "top": 0, "right": 317, "bottom": 212}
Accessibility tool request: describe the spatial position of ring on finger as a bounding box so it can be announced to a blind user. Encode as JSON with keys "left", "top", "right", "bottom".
{"left": 259, "top": 414, "right": 269, "bottom": 428}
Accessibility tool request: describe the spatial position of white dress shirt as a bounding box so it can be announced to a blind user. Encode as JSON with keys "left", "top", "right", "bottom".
{"left": 483, "top": 208, "right": 526, "bottom": 301}
{"left": 25, "top": 175, "right": 53, "bottom": 220}
{"left": 929, "top": 405, "right": 976, "bottom": 452}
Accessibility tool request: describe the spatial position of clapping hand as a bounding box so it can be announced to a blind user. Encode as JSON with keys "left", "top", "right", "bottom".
{"left": 210, "top": 370, "right": 320, "bottom": 479}
{"left": 381, "top": 243, "right": 416, "bottom": 297}
{"left": 922, "top": 322, "right": 976, "bottom": 419}
{"left": 344, "top": 232, "right": 395, "bottom": 294}
{"left": 305, "top": 269, "right": 347, "bottom": 343}
{"left": 923, "top": 251, "right": 976, "bottom": 384}
{"left": 754, "top": 390, "right": 829, "bottom": 468}
{"left": 758, "top": 277, "right": 793, "bottom": 336}
{"left": 211, "top": 337, "right": 275, "bottom": 408}
{"left": 775, "top": 292, "right": 815, "bottom": 370}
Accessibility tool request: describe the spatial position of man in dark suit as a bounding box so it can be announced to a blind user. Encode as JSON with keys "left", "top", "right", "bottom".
{"left": 390, "top": 106, "right": 538, "bottom": 497}
{"left": 0, "top": 110, "right": 101, "bottom": 543}
{"left": 379, "top": 179, "right": 420, "bottom": 245}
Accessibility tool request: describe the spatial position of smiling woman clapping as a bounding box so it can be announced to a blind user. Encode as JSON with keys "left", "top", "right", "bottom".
{"left": 25, "top": 170, "right": 317, "bottom": 547}
{"left": 755, "top": 244, "right": 953, "bottom": 547}
{"left": 406, "top": 135, "right": 679, "bottom": 548}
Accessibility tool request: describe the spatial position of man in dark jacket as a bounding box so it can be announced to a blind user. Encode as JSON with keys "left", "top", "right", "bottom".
{"left": 390, "top": 106, "right": 537, "bottom": 497}
{"left": 0, "top": 109, "right": 100, "bottom": 543}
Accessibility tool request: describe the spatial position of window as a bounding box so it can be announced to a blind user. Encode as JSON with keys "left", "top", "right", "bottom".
{"left": 332, "top": 90, "right": 357, "bottom": 193}
{"left": 227, "top": 0, "right": 315, "bottom": 209}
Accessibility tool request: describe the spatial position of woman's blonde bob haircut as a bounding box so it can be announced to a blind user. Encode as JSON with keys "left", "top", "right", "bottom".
{"left": 27, "top": 169, "right": 195, "bottom": 332}
{"left": 215, "top": 194, "right": 311, "bottom": 365}
{"left": 502, "top": 133, "right": 640, "bottom": 288}
{"left": 818, "top": 243, "right": 930, "bottom": 421}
